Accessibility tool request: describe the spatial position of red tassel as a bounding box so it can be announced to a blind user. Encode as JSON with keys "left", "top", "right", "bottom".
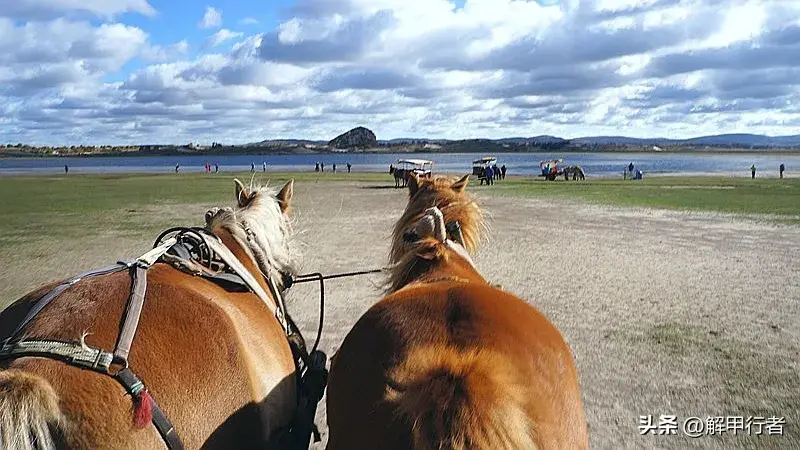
{"left": 132, "top": 391, "right": 153, "bottom": 429}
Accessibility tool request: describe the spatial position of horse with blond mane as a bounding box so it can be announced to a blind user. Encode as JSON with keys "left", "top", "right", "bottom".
{"left": 0, "top": 179, "right": 321, "bottom": 449}
{"left": 325, "top": 174, "right": 588, "bottom": 449}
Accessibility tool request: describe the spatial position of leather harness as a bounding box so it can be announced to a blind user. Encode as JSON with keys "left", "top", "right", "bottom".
{"left": 0, "top": 227, "right": 328, "bottom": 450}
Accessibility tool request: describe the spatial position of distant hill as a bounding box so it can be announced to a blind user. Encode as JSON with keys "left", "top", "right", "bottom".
{"left": 244, "top": 138, "right": 327, "bottom": 147}
{"left": 574, "top": 133, "right": 800, "bottom": 147}
{"left": 328, "top": 126, "right": 377, "bottom": 149}
{"left": 240, "top": 131, "right": 800, "bottom": 150}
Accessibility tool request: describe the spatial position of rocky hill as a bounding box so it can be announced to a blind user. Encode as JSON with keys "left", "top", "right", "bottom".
{"left": 328, "top": 126, "right": 377, "bottom": 149}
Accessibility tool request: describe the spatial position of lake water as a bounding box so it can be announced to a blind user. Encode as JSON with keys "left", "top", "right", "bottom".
{"left": 1, "top": 152, "right": 798, "bottom": 178}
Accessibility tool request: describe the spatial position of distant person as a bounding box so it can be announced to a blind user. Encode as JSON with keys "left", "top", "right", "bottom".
{"left": 315, "top": 162, "right": 320, "bottom": 172}
{"left": 751, "top": 164, "right": 756, "bottom": 179}
{"left": 175, "top": 163, "right": 180, "bottom": 173}
{"left": 64, "top": 165, "right": 69, "bottom": 174}
{"left": 628, "top": 162, "right": 634, "bottom": 173}
{"left": 214, "top": 163, "right": 219, "bottom": 173}
{"left": 485, "top": 165, "right": 494, "bottom": 185}
{"left": 347, "top": 163, "right": 352, "bottom": 173}
{"left": 501, "top": 164, "right": 506, "bottom": 179}
{"left": 780, "top": 163, "right": 785, "bottom": 179}
{"left": 251, "top": 162, "right": 255, "bottom": 173}
{"left": 321, "top": 163, "right": 325, "bottom": 172}
{"left": 263, "top": 162, "right": 267, "bottom": 172}
{"left": 333, "top": 163, "right": 337, "bottom": 173}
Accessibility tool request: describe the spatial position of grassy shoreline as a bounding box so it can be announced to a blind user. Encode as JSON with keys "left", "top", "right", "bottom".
{"left": 0, "top": 173, "right": 798, "bottom": 226}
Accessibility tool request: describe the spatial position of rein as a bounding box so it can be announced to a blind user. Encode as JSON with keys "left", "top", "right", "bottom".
{"left": 286, "top": 269, "right": 383, "bottom": 354}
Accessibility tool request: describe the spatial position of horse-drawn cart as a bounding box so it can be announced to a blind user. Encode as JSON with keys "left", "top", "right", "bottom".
{"left": 472, "top": 157, "right": 497, "bottom": 182}
{"left": 390, "top": 159, "right": 434, "bottom": 187}
{"left": 539, "top": 159, "right": 563, "bottom": 181}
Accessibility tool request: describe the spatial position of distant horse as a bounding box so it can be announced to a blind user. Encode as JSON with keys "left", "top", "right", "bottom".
{"left": 326, "top": 174, "right": 588, "bottom": 450}
{"left": 389, "top": 165, "right": 408, "bottom": 188}
{"left": 563, "top": 165, "right": 585, "bottom": 181}
{"left": 0, "top": 179, "right": 310, "bottom": 449}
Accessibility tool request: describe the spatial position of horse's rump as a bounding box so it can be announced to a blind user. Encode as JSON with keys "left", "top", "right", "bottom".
{"left": 328, "top": 278, "right": 587, "bottom": 449}
{"left": 385, "top": 343, "right": 535, "bottom": 450}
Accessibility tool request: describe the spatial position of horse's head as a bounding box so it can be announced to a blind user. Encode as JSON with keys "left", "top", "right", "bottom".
{"left": 387, "top": 206, "right": 480, "bottom": 292}
{"left": 390, "top": 173, "right": 483, "bottom": 264}
{"left": 205, "top": 178, "right": 299, "bottom": 291}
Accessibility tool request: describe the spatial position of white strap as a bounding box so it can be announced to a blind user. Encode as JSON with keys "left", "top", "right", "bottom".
{"left": 199, "top": 233, "right": 290, "bottom": 334}
{"left": 138, "top": 238, "right": 178, "bottom": 266}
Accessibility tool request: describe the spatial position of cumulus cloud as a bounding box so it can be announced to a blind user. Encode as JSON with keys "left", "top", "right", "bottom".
{"left": 205, "top": 29, "right": 243, "bottom": 48}
{"left": 4, "top": 0, "right": 800, "bottom": 145}
{"left": 198, "top": 6, "right": 222, "bottom": 29}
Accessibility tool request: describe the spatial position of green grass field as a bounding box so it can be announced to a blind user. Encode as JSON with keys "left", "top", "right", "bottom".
{"left": 488, "top": 176, "right": 800, "bottom": 222}
{"left": 1, "top": 173, "right": 798, "bottom": 242}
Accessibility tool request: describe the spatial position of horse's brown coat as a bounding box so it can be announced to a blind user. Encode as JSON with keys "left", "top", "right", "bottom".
{"left": 326, "top": 174, "right": 588, "bottom": 450}
{"left": 0, "top": 180, "right": 299, "bottom": 450}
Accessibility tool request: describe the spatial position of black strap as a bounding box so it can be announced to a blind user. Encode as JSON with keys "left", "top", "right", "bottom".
{"left": 6, "top": 263, "right": 129, "bottom": 343}
{"left": 116, "top": 368, "right": 184, "bottom": 450}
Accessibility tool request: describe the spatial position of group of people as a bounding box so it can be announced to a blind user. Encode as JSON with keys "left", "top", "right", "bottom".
{"left": 204, "top": 162, "right": 219, "bottom": 173}
{"left": 249, "top": 162, "right": 268, "bottom": 172}
{"left": 315, "top": 162, "right": 352, "bottom": 173}
{"left": 623, "top": 162, "right": 643, "bottom": 180}
{"left": 479, "top": 164, "right": 506, "bottom": 185}
{"left": 751, "top": 163, "right": 787, "bottom": 179}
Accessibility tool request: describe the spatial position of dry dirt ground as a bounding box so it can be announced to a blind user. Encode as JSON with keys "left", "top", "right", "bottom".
{"left": 2, "top": 179, "right": 798, "bottom": 449}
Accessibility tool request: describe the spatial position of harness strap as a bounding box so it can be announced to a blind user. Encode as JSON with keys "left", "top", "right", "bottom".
{"left": 0, "top": 339, "right": 114, "bottom": 371}
{"left": 198, "top": 231, "right": 291, "bottom": 335}
{"left": 6, "top": 263, "right": 130, "bottom": 344}
{"left": 114, "top": 264, "right": 148, "bottom": 363}
{"left": 116, "top": 368, "right": 183, "bottom": 450}
{"left": 115, "top": 238, "right": 178, "bottom": 363}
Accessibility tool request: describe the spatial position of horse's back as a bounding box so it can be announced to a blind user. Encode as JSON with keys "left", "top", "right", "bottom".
{"left": 327, "top": 282, "right": 587, "bottom": 449}
{"left": 0, "top": 264, "right": 295, "bottom": 449}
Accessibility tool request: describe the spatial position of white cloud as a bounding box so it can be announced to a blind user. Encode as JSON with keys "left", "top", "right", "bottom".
{"left": 240, "top": 17, "right": 259, "bottom": 25}
{"left": 198, "top": 6, "right": 222, "bottom": 29}
{"left": 205, "top": 29, "right": 244, "bottom": 48}
{"left": 5, "top": 0, "right": 800, "bottom": 145}
{"left": 141, "top": 40, "right": 190, "bottom": 63}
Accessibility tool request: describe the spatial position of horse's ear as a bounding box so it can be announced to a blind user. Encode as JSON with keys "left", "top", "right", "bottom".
{"left": 234, "top": 179, "right": 252, "bottom": 207}
{"left": 408, "top": 173, "right": 420, "bottom": 197}
{"left": 276, "top": 179, "right": 294, "bottom": 214}
{"left": 451, "top": 174, "right": 470, "bottom": 193}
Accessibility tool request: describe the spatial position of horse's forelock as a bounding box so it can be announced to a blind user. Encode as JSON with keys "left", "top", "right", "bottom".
{"left": 209, "top": 183, "right": 300, "bottom": 287}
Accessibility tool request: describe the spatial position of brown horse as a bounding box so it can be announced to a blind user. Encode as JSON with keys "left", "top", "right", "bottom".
{"left": 0, "top": 179, "right": 307, "bottom": 449}
{"left": 389, "top": 165, "right": 408, "bottom": 188}
{"left": 562, "top": 165, "right": 585, "bottom": 181}
{"left": 326, "top": 174, "right": 588, "bottom": 450}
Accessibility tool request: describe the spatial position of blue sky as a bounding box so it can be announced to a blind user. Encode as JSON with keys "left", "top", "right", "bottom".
{"left": 2, "top": 0, "right": 800, "bottom": 145}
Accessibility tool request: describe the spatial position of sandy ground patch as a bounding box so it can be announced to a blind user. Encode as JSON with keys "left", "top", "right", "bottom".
{"left": 1, "top": 179, "right": 798, "bottom": 449}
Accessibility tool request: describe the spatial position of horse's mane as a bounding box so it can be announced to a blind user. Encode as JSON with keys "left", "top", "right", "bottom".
{"left": 206, "top": 181, "right": 299, "bottom": 290}
{"left": 386, "top": 237, "right": 452, "bottom": 293}
{"left": 389, "top": 175, "right": 484, "bottom": 266}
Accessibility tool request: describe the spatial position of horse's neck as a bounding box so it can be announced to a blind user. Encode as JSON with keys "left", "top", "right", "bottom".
{"left": 399, "top": 245, "right": 485, "bottom": 291}
{"left": 214, "top": 228, "right": 273, "bottom": 294}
